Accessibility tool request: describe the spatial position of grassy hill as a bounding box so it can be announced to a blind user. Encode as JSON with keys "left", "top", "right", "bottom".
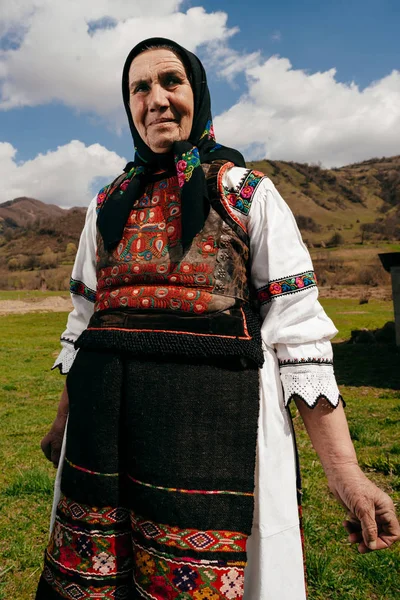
{"left": 0, "top": 156, "right": 399, "bottom": 292}
{"left": 249, "top": 155, "right": 400, "bottom": 246}
{"left": 0, "top": 198, "right": 86, "bottom": 290}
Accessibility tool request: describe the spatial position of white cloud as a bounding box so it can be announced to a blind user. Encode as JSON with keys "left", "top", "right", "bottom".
{"left": 0, "top": 140, "right": 126, "bottom": 207}
{"left": 0, "top": 0, "right": 236, "bottom": 119}
{"left": 214, "top": 57, "right": 400, "bottom": 167}
{"left": 1, "top": 2, "right": 399, "bottom": 169}
{"left": 204, "top": 43, "right": 260, "bottom": 83}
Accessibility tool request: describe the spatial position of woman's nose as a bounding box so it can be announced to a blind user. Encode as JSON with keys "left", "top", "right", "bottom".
{"left": 148, "top": 84, "right": 169, "bottom": 110}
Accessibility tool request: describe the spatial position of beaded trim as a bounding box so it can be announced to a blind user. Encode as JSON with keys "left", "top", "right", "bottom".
{"left": 279, "top": 357, "right": 333, "bottom": 367}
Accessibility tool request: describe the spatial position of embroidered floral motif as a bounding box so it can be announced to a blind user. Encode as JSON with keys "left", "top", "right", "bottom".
{"left": 223, "top": 170, "right": 264, "bottom": 216}
{"left": 172, "top": 565, "right": 199, "bottom": 591}
{"left": 96, "top": 285, "right": 213, "bottom": 313}
{"left": 197, "top": 234, "right": 218, "bottom": 256}
{"left": 53, "top": 523, "right": 63, "bottom": 548}
{"left": 96, "top": 166, "right": 146, "bottom": 213}
{"left": 93, "top": 551, "right": 116, "bottom": 575}
{"left": 200, "top": 119, "right": 216, "bottom": 142}
{"left": 133, "top": 544, "right": 246, "bottom": 599}
{"left": 42, "top": 566, "right": 131, "bottom": 599}
{"left": 194, "top": 588, "right": 220, "bottom": 600}
{"left": 46, "top": 515, "right": 132, "bottom": 578}
{"left": 175, "top": 147, "right": 201, "bottom": 187}
{"left": 95, "top": 176, "right": 222, "bottom": 314}
{"left": 96, "top": 184, "right": 110, "bottom": 212}
{"left": 136, "top": 549, "right": 156, "bottom": 576}
{"left": 70, "top": 278, "right": 96, "bottom": 303}
{"left": 41, "top": 497, "right": 248, "bottom": 599}
{"left": 131, "top": 513, "right": 248, "bottom": 553}
{"left": 220, "top": 569, "right": 245, "bottom": 599}
{"left": 43, "top": 496, "right": 132, "bottom": 590}
{"left": 257, "top": 271, "right": 317, "bottom": 304}
{"left": 75, "top": 534, "right": 94, "bottom": 559}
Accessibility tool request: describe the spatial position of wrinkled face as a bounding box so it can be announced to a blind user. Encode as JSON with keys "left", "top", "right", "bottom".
{"left": 128, "top": 48, "right": 194, "bottom": 153}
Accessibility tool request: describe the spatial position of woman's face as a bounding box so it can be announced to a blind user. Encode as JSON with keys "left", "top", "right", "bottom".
{"left": 128, "top": 48, "right": 194, "bottom": 153}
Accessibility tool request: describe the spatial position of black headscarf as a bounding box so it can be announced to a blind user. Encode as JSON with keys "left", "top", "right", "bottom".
{"left": 98, "top": 37, "right": 246, "bottom": 251}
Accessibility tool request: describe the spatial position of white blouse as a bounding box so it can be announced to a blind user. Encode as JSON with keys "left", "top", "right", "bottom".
{"left": 54, "top": 167, "right": 340, "bottom": 410}
{"left": 52, "top": 167, "right": 341, "bottom": 600}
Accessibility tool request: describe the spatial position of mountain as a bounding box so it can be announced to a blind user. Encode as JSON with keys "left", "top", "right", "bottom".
{"left": 249, "top": 155, "right": 400, "bottom": 244}
{"left": 0, "top": 197, "right": 68, "bottom": 229}
{"left": 0, "top": 155, "right": 399, "bottom": 265}
{"left": 0, "top": 198, "right": 86, "bottom": 258}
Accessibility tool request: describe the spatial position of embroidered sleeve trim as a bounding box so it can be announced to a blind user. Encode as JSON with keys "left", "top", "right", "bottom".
{"left": 286, "top": 392, "right": 343, "bottom": 409}
{"left": 60, "top": 336, "right": 75, "bottom": 346}
{"left": 51, "top": 346, "right": 78, "bottom": 375}
{"left": 222, "top": 168, "right": 264, "bottom": 218}
{"left": 257, "top": 270, "right": 317, "bottom": 304}
{"left": 279, "top": 364, "right": 341, "bottom": 408}
{"left": 217, "top": 162, "right": 247, "bottom": 235}
{"left": 279, "top": 357, "right": 333, "bottom": 367}
{"left": 70, "top": 278, "right": 96, "bottom": 303}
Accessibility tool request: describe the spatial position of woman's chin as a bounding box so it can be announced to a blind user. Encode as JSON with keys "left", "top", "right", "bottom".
{"left": 147, "top": 133, "right": 188, "bottom": 154}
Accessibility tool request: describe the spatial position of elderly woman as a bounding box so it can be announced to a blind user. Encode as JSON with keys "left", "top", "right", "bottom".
{"left": 36, "top": 38, "right": 399, "bottom": 599}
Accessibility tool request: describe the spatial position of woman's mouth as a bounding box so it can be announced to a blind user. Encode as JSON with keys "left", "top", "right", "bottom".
{"left": 149, "top": 118, "right": 178, "bottom": 126}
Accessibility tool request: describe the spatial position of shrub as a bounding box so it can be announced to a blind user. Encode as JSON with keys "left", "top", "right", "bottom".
{"left": 7, "top": 258, "right": 19, "bottom": 271}
{"left": 294, "top": 215, "right": 321, "bottom": 232}
{"left": 20, "top": 254, "right": 38, "bottom": 270}
{"left": 326, "top": 232, "right": 344, "bottom": 247}
{"left": 357, "top": 266, "right": 381, "bottom": 287}
{"left": 39, "top": 249, "right": 58, "bottom": 269}
{"left": 65, "top": 242, "right": 77, "bottom": 257}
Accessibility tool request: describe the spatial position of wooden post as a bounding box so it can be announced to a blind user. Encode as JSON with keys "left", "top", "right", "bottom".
{"left": 392, "top": 266, "right": 400, "bottom": 347}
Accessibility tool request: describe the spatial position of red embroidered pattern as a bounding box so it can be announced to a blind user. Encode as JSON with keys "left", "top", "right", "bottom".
{"left": 41, "top": 496, "right": 248, "bottom": 599}
{"left": 42, "top": 566, "right": 131, "bottom": 599}
{"left": 222, "top": 169, "right": 264, "bottom": 216}
{"left": 133, "top": 543, "right": 246, "bottom": 599}
{"left": 96, "top": 177, "right": 218, "bottom": 313}
{"left": 175, "top": 147, "right": 201, "bottom": 187}
{"left": 46, "top": 518, "right": 132, "bottom": 578}
{"left": 96, "top": 285, "right": 213, "bottom": 313}
{"left": 131, "top": 513, "right": 247, "bottom": 553}
{"left": 58, "top": 494, "right": 128, "bottom": 525}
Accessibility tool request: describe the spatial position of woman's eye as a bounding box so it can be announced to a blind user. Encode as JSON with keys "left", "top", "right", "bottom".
{"left": 165, "top": 75, "right": 181, "bottom": 86}
{"left": 133, "top": 83, "right": 149, "bottom": 93}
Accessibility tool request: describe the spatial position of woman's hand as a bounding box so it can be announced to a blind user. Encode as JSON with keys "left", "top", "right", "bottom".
{"left": 327, "top": 464, "right": 400, "bottom": 553}
{"left": 295, "top": 398, "right": 400, "bottom": 552}
{"left": 41, "top": 384, "right": 69, "bottom": 468}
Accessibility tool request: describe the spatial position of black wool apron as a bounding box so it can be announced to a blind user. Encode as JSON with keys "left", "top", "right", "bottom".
{"left": 36, "top": 349, "right": 259, "bottom": 599}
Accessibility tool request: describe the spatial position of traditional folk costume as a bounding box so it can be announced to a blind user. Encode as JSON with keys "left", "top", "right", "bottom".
{"left": 36, "top": 39, "right": 340, "bottom": 600}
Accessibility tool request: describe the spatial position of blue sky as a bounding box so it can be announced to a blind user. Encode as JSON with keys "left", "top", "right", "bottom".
{"left": 0, "top": 0, "right": 399, "bottom": 206}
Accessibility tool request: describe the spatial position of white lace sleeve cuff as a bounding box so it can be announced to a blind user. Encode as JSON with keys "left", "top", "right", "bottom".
{"left": 279, "top": 361, "right": 341, "bottom": 408}
{"left": 52, "top": 345, "right": 78, "bottom": 375}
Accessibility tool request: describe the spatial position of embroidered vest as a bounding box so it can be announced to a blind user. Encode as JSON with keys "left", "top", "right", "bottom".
{"left": 77, "top": 162, "right": 264, "bottom": 366}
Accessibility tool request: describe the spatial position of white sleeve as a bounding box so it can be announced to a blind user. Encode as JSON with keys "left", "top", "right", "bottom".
{"left": 248, "top": 177, "right": 341, "bottom": 408}
{"left": 52, "top": 197, "right": 97, "bottom": 374}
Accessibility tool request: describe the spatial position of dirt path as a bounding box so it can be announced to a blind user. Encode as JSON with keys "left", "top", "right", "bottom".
{"left": 0, "top": 296, "right": 73, "bottom": 315}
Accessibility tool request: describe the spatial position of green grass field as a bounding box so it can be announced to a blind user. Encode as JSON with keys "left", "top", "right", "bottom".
{"left": 0, "top": 299, "right": 399, "bottom": 598}
{"left": 0, "top": 290, "right": 69, "bottom": 301}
